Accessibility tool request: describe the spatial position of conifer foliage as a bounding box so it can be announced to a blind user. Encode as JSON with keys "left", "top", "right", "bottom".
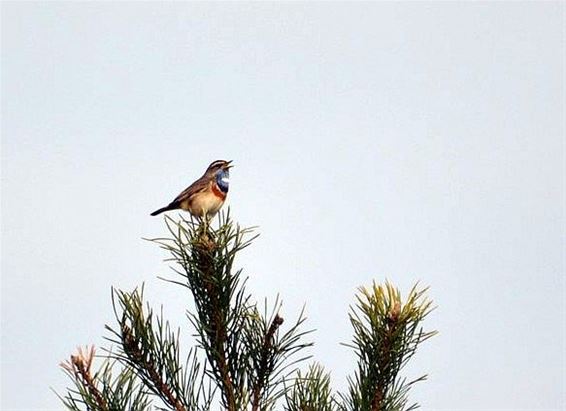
{"left": 57, "top": 213, "right": 436, "bottom": 411}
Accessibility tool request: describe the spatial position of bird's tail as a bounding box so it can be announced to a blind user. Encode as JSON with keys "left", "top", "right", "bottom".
{"left": 150, "top": 203, "right": 178, "bottom": 216}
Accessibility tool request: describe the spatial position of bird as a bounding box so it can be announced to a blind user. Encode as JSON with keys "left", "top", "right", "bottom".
{"left": 150, "top": 160, "right": 233, "bottom": 218}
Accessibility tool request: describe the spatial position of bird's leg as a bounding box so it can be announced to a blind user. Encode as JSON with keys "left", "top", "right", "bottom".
{"left": 194, "top": 209, "right": 207, "bottom": 240}
{"left": 202, "top": 209, "right": 209, "bottom": 231}
{"left": 201, "top": 209, "right": 214, "bottom": 238}
{"left": 198, "top": 210, "right": 216, "bottom": 249}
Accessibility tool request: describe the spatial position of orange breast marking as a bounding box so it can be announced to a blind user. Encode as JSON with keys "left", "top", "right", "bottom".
{"left": 211, "top": 183, "right": 227, "bottom": 200}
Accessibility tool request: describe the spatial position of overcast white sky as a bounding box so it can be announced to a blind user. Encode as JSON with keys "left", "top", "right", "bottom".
{"left": 1, "top": 2, "right": 564, "bottom": 410}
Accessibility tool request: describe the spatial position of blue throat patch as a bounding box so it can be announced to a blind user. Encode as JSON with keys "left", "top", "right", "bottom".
{"left": 216, "top": 169, "right": 229, "bottom": 193}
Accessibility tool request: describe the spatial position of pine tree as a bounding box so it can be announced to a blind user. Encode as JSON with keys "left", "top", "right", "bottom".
{"left": 57, "top": 213, "right": 436, "bottom": 411}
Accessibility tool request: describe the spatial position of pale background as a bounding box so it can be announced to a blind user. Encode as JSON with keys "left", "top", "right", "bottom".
{"left": 1, "top": 2, "right": 564, "bottom": 410}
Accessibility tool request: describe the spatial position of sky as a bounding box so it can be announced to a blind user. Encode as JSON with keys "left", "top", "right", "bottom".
{"left": 1, "top": 2, "right": 564, "bottom": 410}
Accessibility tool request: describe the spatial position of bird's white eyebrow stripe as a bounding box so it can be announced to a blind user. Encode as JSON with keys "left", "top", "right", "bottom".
{"left": 210, "top": 160, "right": 225, "bottom": 168}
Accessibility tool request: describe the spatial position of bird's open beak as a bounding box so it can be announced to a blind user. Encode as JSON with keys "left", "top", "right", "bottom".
{"left": 225, "top": 160, "right": 234, "bottom": 169}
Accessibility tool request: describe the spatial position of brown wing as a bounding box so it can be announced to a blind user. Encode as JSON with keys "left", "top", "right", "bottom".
{"left": 171, "top": 175, "right": 210, "bottom": 205}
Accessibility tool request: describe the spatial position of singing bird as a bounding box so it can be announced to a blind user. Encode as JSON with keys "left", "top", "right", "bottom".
{"left": 150, "top": 160, "right": 233, "bottom": 218}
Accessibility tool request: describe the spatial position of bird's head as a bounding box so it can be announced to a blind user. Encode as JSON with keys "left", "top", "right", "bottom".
{"left": 205, "top": 160, "right": 233, "bottom": 175}
{"left": 206, "top": 160, "right": 232, "bottom": 193}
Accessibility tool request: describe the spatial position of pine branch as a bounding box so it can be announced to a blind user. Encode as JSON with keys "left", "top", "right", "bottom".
{"left": 284, "top": 363, "right": 338, "bottom": 411}
{"left": 121, "top": 324, "right": 185, "bottom": 411}
{"left": 251, "top": 314, "right": 284, "bottom": 411}
{"left": 151, "top": 212, "right": 312, "bottom": 410}
{"left": 189, "top": 222, "right": 238, "bottom": 411}
{"left": 106, "top": 286, "right": 210, "bottom": 411}
{"left": 244, "top": 298, "right": 313, "bottom": 411}
{"left": 60, "top": 346, "right": 108, "bottom": 411}
{"left": 341, "top": 282, "right": 437, "bottom": 411}
{"left": 151, "top": 212, "right": 256, "bottom": 410}
{"left": 57, "top": 212, "right": 435, "bottom": 411}
{"left": 196, "top": 233, "right": 237, "bottom": 411}
{"left": 57, "top": 346, "right": 151, "bottom": 411}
